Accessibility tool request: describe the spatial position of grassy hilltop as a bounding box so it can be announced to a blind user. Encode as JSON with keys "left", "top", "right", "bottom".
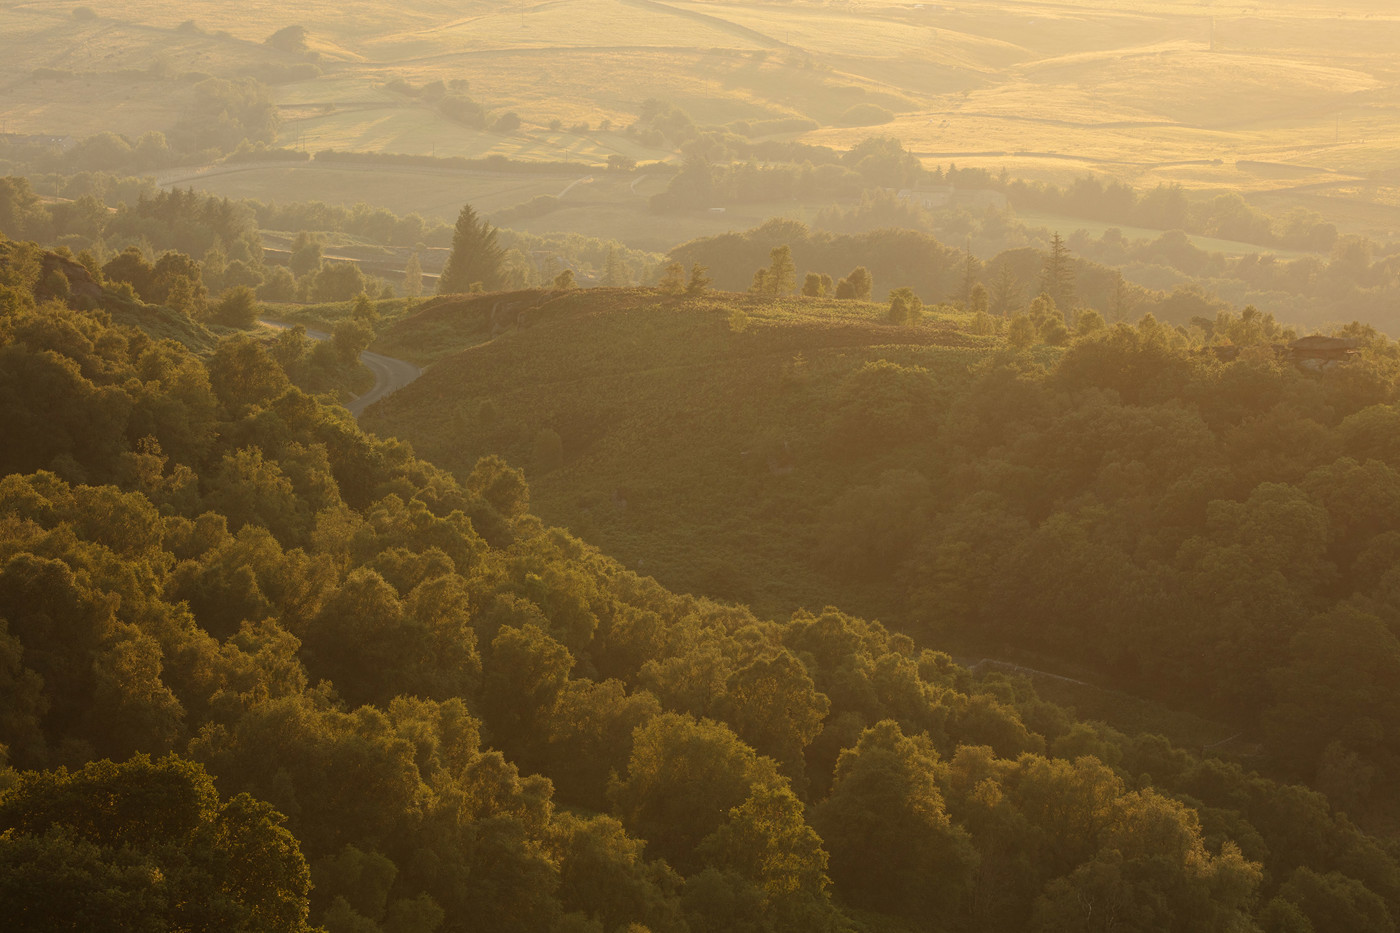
{"left": 363, "top": 286, "right": 1000, "bottom": 619}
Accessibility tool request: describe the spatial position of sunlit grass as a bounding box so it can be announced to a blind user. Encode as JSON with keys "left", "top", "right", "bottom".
{"left": 3, "top": 0, "right": 1400, "bottom": 247}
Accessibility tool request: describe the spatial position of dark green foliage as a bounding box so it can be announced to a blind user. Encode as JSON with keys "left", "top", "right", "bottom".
{"left": 438, "top": 204, "right": 504, "bottom": 295}
{"left": 492, "top": 112, "right": 522, "bottom": 134}
{"left": 836, "top": 103, "right": 894, "bottom": 126}
{"left": 609, "top": 712, "right": 780, "bottom": 873}
{"left": 289, "top": 232, "right": 323, "bottom": 278}
{"left": 828, "top": 359, "right": 937, "bottom": 455}
{"left": 4, "top": 237, "right": 1400, "bottom": 933}
{"left": 686, "top": 263, "right": 711, "bottom": 295}
{"left": 887, "top": 286, "right": 921, "bottom": 324}
{"left": 172, "top": 78, "right": 280, "bottom": 153}
{"left": 815, "top": 721, "right": 975, "bottom": 917}
{"left": 266, "top": 25, "right": 309, "bottom": 54}
{"left": 312, "top": 263, "right": 367, "bottom": 302}
{"left": 840, "top": 137, "right": 922, "bottom": 187}
{"left": 211, "top": 285, "right": 260, "bottom": 328}
{"left": 0, "top": 754, "right": 313, "bottom": 932}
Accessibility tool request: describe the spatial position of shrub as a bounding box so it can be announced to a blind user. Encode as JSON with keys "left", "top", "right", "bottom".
{"left": 837, "top": 103, "right": 893, "bottom": 127}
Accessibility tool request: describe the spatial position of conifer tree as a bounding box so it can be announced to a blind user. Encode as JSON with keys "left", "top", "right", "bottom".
{"left": 990, "top": 261, "right": 1022, "bottom": 316}
{"left": 438, "top": 204, "right": 504, "bottom": 295}
{"left": 1039, "top": 232, "right": 1075, "bottom": 311}
{"left": 602, "top": 247, "right": 629, "bottom": 286}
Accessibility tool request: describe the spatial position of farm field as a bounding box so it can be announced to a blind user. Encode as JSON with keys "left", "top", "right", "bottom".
{"left": 156, "top": 162, "right": 595, "bottom": 222}
{"left": 6, "top": 0, "right": 1400, "bottom": 252}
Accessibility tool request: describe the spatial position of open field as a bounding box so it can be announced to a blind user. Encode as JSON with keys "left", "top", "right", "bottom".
{"left": 5, "top": 0, "right": 1400, "bottom": 249}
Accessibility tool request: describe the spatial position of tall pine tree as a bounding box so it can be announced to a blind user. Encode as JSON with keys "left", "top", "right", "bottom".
{"left": 438, "top": 204, "right": 504, "bottom": 294}
{"left": 1038, "top": 231, "right": 1075, "bottom": 312}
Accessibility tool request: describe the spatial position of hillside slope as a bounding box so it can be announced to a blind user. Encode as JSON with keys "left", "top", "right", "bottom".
{"left": 369, "top": 281, "right": 1400, "bottom": 830}
{"left": 364, "top": 286, "right": 997, "bottom": 616}
{"left": 13, "top": 234, "right": 1400, "bottom": 931}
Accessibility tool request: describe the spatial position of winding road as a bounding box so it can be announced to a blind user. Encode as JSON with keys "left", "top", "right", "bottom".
{"left": 260, "top": 320, "right": 422, "bottom": 418}
{"left": 347, "top": 348, "right": 421, "bottom": 417}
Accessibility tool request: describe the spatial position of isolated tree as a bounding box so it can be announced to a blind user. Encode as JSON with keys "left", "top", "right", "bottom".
{"left": 492, "top": 112, "right": 522, "bottom": 134}
{"left": 265, "top": 24, "right": 309, "bottom": 54}
{"left": 969, "top": 281, "right": 989, "bottom": 315}
{"left": 658, "top": 262, "right": 685, "bottom": 295}
{"left": 259, "top": 266, "right": 296, "bottom": 302}
{"left": 331, "top": 318, "right": 374, "bottom": 367}
{"left": 1039, "top": 232, "right": 1075, "bottom": 311}
{"left": 766, "top": 245, "right": 796, "bottom": 295}
{"left": 749, "top": 269, "right": 770, "bottom": 295}
{"left": 844, "top": 266, "right": 872, "bottom": 301}
{"left": 553, "top": 268, "right": 577, "bottom": 289}
{"left": 801, "top": 273, "right": 824, "bottom": 297}
{"left": 439, "top": 204, "right": 504, "bottom": 294}
{"left": 151, "top": 251, "right": 207, "bottom": 311}
{"left": 959, "top": 247, "right": 980, "bottom": 308}
{"left": 685, "top": 263, "right": 711, "bottom": 295}
{"left": 887, "top": 287, "right": 922, "bottom": 325}
{"left": 201, "top": 244, "right": 228, "bottom": 294}
{"left": 311, "top": 262, "right": 365, "bottom": 302}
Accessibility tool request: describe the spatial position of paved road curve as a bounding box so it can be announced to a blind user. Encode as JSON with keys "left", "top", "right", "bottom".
{"left": 260, "top": 320, "right": 422, "bottom": 418}
{"left": 347, "top": 348, "right": 422, "bottom": 417}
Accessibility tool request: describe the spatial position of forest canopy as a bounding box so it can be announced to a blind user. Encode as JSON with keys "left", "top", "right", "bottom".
{"left": 1, "top": 230, "right": 1399, "bottom": 932}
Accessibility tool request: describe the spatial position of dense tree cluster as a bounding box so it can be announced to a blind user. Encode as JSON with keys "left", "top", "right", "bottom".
{"left": 650, "top": 136, "right": 922, "bottom": 213}
{"left": 786, "top": 315, "right": 1400, "bottom": 816}
{"left": 3, "top": 232, "right": 1399, "bottom": 930}
{"left": 928, "top": 165, "right": 1343, "bottom": 253}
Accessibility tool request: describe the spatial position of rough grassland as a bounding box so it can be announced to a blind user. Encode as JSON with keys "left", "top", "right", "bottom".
{"left": 363, "top": 287, "right": 997, "bottom": 619}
